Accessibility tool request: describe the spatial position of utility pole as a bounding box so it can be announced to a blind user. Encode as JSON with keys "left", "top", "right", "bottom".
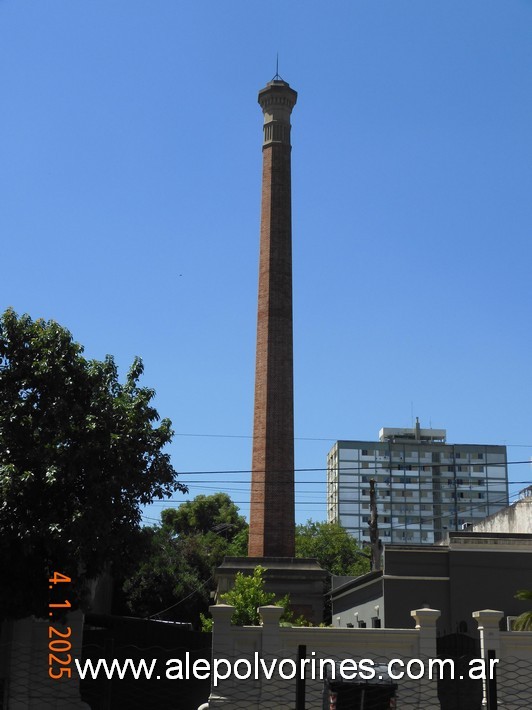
{"left": 369, "top": 478, "right": 381, "bottom": 571}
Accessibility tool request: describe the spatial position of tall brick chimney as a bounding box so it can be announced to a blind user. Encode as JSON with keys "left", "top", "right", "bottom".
{"left": 248, "top": 78, "right": 298, "bottom": 558}
{"left": 217, "top": 79, "right": 327, "bottom": 622}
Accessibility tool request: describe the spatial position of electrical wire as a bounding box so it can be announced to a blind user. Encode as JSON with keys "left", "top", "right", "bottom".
{"left": 173, "top": 432, "right": 532, "bottom": 448}
{"left": 170, "top": 460, "right": 531, "bottom": 476}
{"left": 148, "top": 576, "right": 214, "bottom": 619}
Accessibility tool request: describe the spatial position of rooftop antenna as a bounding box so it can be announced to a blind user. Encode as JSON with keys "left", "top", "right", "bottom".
{"left": 273, "top": 53, "right": 283, "bottom": 81}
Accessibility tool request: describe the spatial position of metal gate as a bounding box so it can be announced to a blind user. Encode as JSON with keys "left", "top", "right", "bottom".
{"left": 436, "top": 632, "right": 483, "bottom": 710}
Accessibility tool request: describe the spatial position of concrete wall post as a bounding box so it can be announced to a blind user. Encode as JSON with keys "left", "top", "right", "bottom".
{"left": 409, "top": 608, "right": 441, "bottom": 710}
{"left": 257, "top": 605, "right": 288, "bottom": 709}
{"left": 208, "top": 605, "right": 237, "bottom": 709}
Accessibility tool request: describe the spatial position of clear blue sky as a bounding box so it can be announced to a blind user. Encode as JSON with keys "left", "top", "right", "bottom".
{"left": 2, "top": 1, "right": 531, "bottom": 527}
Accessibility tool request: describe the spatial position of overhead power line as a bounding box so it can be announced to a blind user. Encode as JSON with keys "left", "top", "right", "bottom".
{"left": 175, "top": 460, "right": 532, "bottom": 477}
{"left": 143, "top": 490, "right": 527, "bottom": 531}
{"left": 175, "top": 432, "right": 337, "bottom": 442}
{"left": 174, "top": 432, "right": 532, "bottom": 448}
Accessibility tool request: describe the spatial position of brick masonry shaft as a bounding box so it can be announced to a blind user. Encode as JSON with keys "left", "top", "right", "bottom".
{"left": 248, "top": 81, "right": 297, "bottom": 557}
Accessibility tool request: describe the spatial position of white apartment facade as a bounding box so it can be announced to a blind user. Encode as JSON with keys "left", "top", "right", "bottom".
{"left": 327, "top": 421, "right": 509, "bottom": 545}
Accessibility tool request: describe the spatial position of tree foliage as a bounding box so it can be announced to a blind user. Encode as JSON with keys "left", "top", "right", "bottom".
{"left": 295, "top": 520, "right": 370, "bottom": 577}
{"left": 201, "top": 565, "right": 291, "bottom": 630}
{"left": 120, "top": 524, "right": 214, "bottom": 623}
{"left": 295, "top": 519, "right": 370, "bottom": 623}
{"left": 121, "top": 493, "right": 248, "bottom": 624}
{"left": 514, "top": 589, "right": 532, "bottom": 631}
{"left": 161, "top": 492, "right": 247, "bottom": 538}
{"left": 120, "top": 502, "right": 370, "bottom": 626}
{"left": 0, "top": 308, "right": 186, "bottom": 619}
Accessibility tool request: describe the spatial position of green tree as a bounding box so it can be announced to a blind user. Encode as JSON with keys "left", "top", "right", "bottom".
{"left": 121, "top": 524, "right": 213, "bottom": 622}
{"left": 295, "top": 520, "right": 370, "bottom": 577}
{"left": 121, "top": 493, "right": 248, "bottom": 624}
{"left": 295, "top": 520, "right": 370, "bottom": 623}
{"left": 201, "top": 565, "right": 290, "bottom": 630}
{"left": 123, "top": 506, "right": 369, "bottom": 626}
{"left": 161, "top": 492, "right": 247, "bottom": 539}
{"left": 514, "top": 589, "right": 532, "bottom": 631}
{"left": 0, "top": 308, "right": 186, "bottom": 619}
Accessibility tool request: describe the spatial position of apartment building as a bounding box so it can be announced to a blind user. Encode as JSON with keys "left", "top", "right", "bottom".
{"left": 326, "top": 420, "right": 509, "bottom": 545}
